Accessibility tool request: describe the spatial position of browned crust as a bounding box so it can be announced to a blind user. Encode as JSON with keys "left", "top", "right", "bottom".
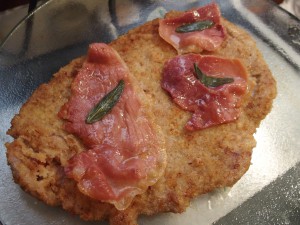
{"left": 5, "top": 15, "right": 276, "bottom": 225}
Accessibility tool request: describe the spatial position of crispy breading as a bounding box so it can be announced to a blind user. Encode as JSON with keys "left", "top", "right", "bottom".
{"left": 5, "top": 15, "right": 276, "bottom": 225}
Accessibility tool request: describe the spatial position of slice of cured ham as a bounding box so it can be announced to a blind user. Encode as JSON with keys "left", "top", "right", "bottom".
{"left": 58, "top": 43, "right": 166, "bottom": 210}
{"left": 161, "top": 54, "right": 248, "bottom": 130}
{"left": 159, "top": 3, "right": 226, "bottom": 54}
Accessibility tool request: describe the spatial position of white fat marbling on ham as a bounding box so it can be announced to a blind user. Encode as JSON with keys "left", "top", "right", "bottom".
{"left": 161, "top": 54, "right": 248, "bottom": 130}
{"left": 59, "top": 43, "right": 166, "bottom": 210}
{"left": 159, "top": 3, "right": 226, "bottom": 53}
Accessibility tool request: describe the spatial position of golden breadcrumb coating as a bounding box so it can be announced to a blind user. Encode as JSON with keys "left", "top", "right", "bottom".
{"left": 6, "top": 15, "right": 276, "bottom": 225}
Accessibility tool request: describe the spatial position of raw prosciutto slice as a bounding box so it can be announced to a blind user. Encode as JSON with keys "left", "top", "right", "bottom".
{"left": 59, "top": 43, "right": 166, "bottom": 210}
{"left": 161, "top": 54, "right": 248, "bottom": 130}
{"left": 159, "top": 3, "right": 226, "bottom": 53}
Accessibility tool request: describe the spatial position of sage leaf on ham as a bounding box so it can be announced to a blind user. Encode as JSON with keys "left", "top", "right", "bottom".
{"left": 86, "top": 80, "right": 125, "bottom": 124}
{"left": 175, "top": 20, "right": 214, "bottom": 33}
{"left": 194, "top": 63, "right": 234, "bottom": 88}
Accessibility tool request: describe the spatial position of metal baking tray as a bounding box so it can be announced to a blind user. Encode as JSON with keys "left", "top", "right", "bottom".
{"left": 0, "top": 0, "right": 299, "bottom": 224}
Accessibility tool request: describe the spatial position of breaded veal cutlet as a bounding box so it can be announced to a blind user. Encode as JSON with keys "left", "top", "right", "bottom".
{"left": 5, "top": 11, "right": 276, "bottom": 225}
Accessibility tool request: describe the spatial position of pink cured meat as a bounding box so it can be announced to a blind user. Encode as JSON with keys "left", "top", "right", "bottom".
{"left": 161, "top": 54, "right": 248, "bottom": 130}
{"left": 58, "top": 43, "right": 166, "bottom": 210}
{"left": 159, "top": 3, "right": 226, "bottom": 53}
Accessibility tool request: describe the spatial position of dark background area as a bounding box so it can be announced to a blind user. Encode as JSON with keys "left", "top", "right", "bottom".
{"left": 0, "top": 0, "right": 40, "bottom": 11}
{"left": 0, "top": 0, "right": 284, "bottom": 12}
{"left": 0, "top": 0, "right": 30, "bottom": 11}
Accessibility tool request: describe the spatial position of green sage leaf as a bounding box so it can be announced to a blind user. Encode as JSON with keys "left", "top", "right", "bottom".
{"left": 175, "top": 20, "right": 214, "bottom": 33}
{"left": 194, "top": 63, "right": 234, "bottom": 88}
{"left": 86, "top": 80, "right": 125, "bottom": 124}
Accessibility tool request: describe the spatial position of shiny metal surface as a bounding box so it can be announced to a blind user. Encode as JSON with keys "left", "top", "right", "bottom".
{"left": 0, "top": 0, "right": 299, "bottom": 224}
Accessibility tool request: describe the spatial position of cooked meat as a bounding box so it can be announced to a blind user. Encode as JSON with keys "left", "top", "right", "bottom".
{"left": 59, "top": 43, "right": 167, "bottom": 210}
{"left": 159, "top": 3, "right": 226, "bottom": 53}
{"left": 161, "top": 54, "right": 248, "bottom": 130}
{"left": 5, "top": 12, "right": 276, "bottom": 225}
